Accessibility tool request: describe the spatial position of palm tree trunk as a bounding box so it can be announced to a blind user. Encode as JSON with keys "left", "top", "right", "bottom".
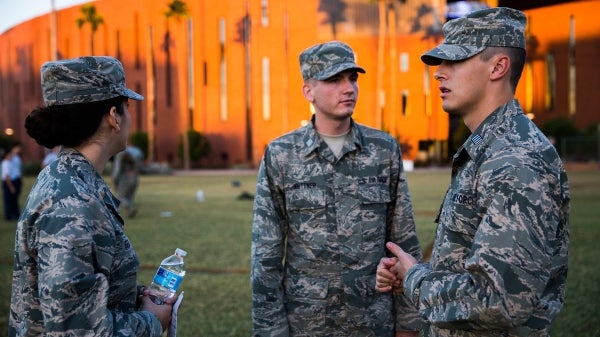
{"left": 243, "top": 1, "right": 253, "bottom": 164}
{"left": 90, "top": 32, "right": 95, "bottom": 55}
{"left": 182, "top": 18, "right": 194, "bottom": 170}
{"left": 146, "top": 26, "right": 156, "bottom": 162}
{"left": 388, "top": 2, "right": 398, "bottom": 136}
{"left": 376, "top": 0, "right": 387, "bottom": 130}
{"left": 50, "top": 0, "right": 57, "bottom": 60}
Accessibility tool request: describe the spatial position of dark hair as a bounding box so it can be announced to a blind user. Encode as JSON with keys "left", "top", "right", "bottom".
{"left": 479, "top": 46, "right": 526, "bottom": 92}
{"left": 25, "top": 96, "right": 126, "bottom": 148}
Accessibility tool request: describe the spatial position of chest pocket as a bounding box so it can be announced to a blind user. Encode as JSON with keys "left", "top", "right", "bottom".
{"left": 358, "top": 183, "right": 391, "bottom": 204}
{"left": 286, "top": 188, "right": 326, "bottom": 211}
{"left": 433, "top": 191, "right": 479, "bottom": 271}
{"left": 285, "top": 188, "right": 328, "bottom": 238}
{"left": 357, "top": 184, "right": 391, "bottom": 248}
{"left": 441, "top": 190, "right": 478, "bottom": 236}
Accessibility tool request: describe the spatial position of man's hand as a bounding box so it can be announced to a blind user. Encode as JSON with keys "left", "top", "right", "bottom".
{"left": 376, "top": 242, "right": 419, "bottom": 293}
{"left": 376, "top": 256, "right": 400, "bottom": 293}
{"left": 386, "top": 241, "right": 418, "bottom": 280}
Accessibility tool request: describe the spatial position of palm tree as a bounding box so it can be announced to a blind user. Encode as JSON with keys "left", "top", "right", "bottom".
{"left": 50, "top": 0, "right": 58, "bottom": 60}
{"left": 163, "top": 0, "right": 191, "bottom": 169}
{"left": 370, "top": 0, "right": 417, "bottom": 132}
{"left": 163, "top": 0, "right": 189, "bottom": 106}
{"left": 165, "top": 0, "right": 190, "bottom": 21}
{"left": 368, "top": 0, "right": 396, "bottom": 130}
{"left": 76, "top": 4, "right": 104, "bottom": 54}
{"left": 233, "top": 2, "right": 253, "bottom": 165}
{"left": 318, "top": 0, "right": 347, "bottom": 39}
{"left": 375, "top": 0, "right": 388, "bottom": 130}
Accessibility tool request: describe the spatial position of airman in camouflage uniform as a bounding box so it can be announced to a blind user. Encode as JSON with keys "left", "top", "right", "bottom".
{"left": 9, "top": 56, "right": 170, "bottom": 337}
{"left": 112, "top": 145, "right": 144, "bottom": 218}
{"left": 251, "top": 41, "right": 423, "bottom": 337}
{"left": 376, "top": 7, "right": 571, "bottom": 337}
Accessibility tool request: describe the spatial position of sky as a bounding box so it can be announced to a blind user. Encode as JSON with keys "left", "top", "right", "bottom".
{"left": 0, "top": 0, "right": 92, "bottom": 33}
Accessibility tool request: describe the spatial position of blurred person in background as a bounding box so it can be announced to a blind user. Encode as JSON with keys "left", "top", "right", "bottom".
{"left": 9, "top": 56, "right": 174, "bottom": 337}
{"left": 2, "top": 144, "right": 21, "bottom": 221}
{"left": 112, "top": 144, "right": 143, "bottom": 218}
{"left": 2, "top": 147, "right": 18, "bottom": 221}
{"left": 9, "top": 144, "right": 23, "bottom": 216}
{"left": 41, "top": 146, "right": 59, "bottom": 168}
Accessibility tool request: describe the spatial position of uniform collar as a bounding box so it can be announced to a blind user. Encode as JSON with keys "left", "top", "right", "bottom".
{"left": 458, "top": 99, "right": 523, "bottom": 160}
{"left": 300, "top": 115, "right": 365, "bottom": 159}
{"left": 58, "top": 148, "right": 123, "bottom": 223}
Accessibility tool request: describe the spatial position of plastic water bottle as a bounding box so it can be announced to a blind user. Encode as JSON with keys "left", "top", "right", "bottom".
{"left": 149, "top": 248, "right": 187, "bottom": 304}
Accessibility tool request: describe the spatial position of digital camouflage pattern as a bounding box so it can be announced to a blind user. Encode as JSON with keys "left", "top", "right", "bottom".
{"left": 421, "top": 7, "right": 526, "bottom": 65}
{"left": 9, "top": 149, "right": 162, "bottom": 337}
{"left": 404, "top": 100, "right": 570, "bottom": 336}
{"left": 251, "top": 117, "right": 423, "bottom": 337}
{"left": 299, "top": 41, "right": 366, "bottom": 81}
{"left": 41, "top": 56, "right": 143, "bottom": 106}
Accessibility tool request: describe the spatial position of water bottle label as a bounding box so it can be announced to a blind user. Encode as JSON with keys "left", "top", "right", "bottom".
{"left": 152, "top": 266, "right": 183, "bottom": 291}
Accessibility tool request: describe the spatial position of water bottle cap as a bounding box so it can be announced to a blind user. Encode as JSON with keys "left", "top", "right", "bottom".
{"left": 175, "top": 248, "right": 187, "bottom": 257}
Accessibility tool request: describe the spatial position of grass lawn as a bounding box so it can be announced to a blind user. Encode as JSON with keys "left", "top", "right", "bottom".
{"left": 0, "top": 168, "right": 598, "bottom": 336}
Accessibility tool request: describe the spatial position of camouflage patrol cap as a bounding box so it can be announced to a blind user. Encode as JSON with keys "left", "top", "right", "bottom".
{"left": 41, "top": 56, "right": 143, "bottom": 106}
{"left": 421, "top": 7, "right": 526, "bottom": 65}
{"left": 299, "top": 41, "right": 365, "bottom": 81}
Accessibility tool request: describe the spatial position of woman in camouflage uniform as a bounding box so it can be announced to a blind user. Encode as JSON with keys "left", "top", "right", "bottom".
{"left": 9, "top": 56, "right": 173, "bottom": 337}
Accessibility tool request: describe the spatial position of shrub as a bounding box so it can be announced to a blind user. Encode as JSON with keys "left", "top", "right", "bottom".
{"left": 539, "top": 117, "right": 579, "bottom": 143}
{"left": 178, "top": 129, "right": 211, "bottom": 162}
{"left": 129, "top": 131, "right": 149, "bottom": 159}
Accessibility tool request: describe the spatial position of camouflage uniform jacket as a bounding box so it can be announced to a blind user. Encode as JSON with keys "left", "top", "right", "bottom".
{"left": 404, "top": 100, "right": 570, "bottom": 336}
{"left": 9, "top": 149, "right": 162, "bottom": 337}
{"left": 251, "top": 117, "right": 423, "bottom": 337}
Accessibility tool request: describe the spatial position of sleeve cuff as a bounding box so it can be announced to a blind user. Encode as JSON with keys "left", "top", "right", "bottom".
{"left": 138, "top": 310, "right": 164, "bottom": 337}
{"left": 404, "top": 263, "right": 430, "bottom": 307}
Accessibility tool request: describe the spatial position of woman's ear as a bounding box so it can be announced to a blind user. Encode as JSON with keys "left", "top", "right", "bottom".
{"left": 108, "top": 107, "right": 120, "bottom": 132}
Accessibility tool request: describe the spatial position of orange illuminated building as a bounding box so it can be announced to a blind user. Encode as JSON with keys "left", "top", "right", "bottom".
{"left": 1, "top": 0, "right": 599, "bottom": 168}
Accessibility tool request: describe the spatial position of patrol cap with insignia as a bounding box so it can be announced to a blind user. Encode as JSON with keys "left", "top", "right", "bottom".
{"left": 41, "top": 56, "right": 143, "bottom": 106}
{"left": 299, "top": 41, "right": 365, "bottom": 81}
{"left": 421, "top": 7, "right": 526, "bottom": 66}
